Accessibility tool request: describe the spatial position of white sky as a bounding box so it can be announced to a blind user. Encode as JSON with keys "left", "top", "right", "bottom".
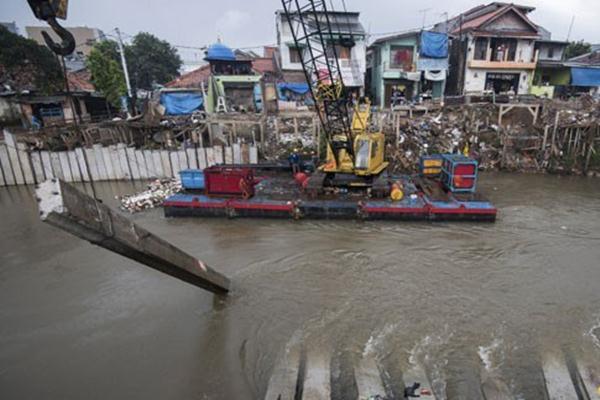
{"left": 2, "top": 0, "right": 599, "bottom": 64}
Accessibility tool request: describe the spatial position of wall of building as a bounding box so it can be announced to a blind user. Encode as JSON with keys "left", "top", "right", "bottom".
{"left": 537, "top": 43, "right": 566, "bottom": 61}
{"left": 464, "top": 68, "right": 533, "bottom": 94}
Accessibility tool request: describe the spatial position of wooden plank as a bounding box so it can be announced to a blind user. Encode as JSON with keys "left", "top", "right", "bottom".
{"left": 355, "top": 353, "right": 386, "bottom": 399}
{"left": 36, "top": 179, "right": 230, "bottom": 294}
{"left": 250, "top": 146, "right": 258, "bottom": 164}
{"left": 4, "top": 131, "right": 25, "bottom": 185}
{"left": 206, "top": 147, "right": 215, "bottom": 166}
{"left": 233, "top": 143, "right": 242, "bottom": 164}
{"left": 197, "top": 147, "right": 207, "bottom": 169}
{"left": 84, "top": 148, "right": 99, "bottom": 181}
{"left": 30, "top": 151, "right": 45, "bottom": 182}
{"left": 109, "top": 145, "right": 123, "bottom": 180}
{"left": 16, "top": 142, "right": 35, "bottom": 184}
{"left": 135, "top": 150, "right": 148, "bottom": 179}
{"left": 68, "top": 151, "right": 82, "bottom": 182}
{"left": 265, "top": 334, "right": 302, "bottom": 400}
{"left": 143, "top": 149, "right": 156, "bottom": 178}
{"left": 302, "top": 347, "right": 331, "bottom": 400}
{"left": 40, "top": 151, "right": 54, "bottom": 180}
{"left": 177, "top": 149, "right": 188, "bottom": 172}
{"left": 160, "top": 150, "right": 172, "bottom": 178}
{"left": 126, "top": 147, "right": 141, "bottom": 181}
{"left": 224, "top": 146, "right": 233, "bottom": 164}
{"left": 152, "top": 151, "right": 164, "bottom": 178}
{"left": 186, "top": 148, "right": 199, "bottom": 169}
{"left": 542, "top": 353, "right": 578, "bottom": 400}
{"left": 213, "top": 145, "right": 223, "bottom": 165}
{"left": 101, "top": 146, "right": 115, "bottom": 180}
{"left": 75, "top": 148, "right": 90, "bottom": 182}
{"left": 59, "top": 152, "right": 73, "bottom": 182}
{"left": 116, "top": 144, "right": 131, "bottom": 181}
{"left": 0, "top": 144, "right": 16, "bottom": 185}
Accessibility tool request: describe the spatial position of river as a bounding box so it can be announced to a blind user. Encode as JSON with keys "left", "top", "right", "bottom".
{"left": 1, "top": 173, "right": 599, "bottom": 399}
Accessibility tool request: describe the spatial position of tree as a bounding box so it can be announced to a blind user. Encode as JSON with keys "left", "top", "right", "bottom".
{"left": 126, "top": 32, "right": 182, "bottom": 90}
{"left": 0, "top": 26, "right": 63, "bottom": 94}
{"left": 565, "top": 40, "right": 592, "bottom": 60}
{"left": 87, "top": 41, "right": 126, "bottom": 107}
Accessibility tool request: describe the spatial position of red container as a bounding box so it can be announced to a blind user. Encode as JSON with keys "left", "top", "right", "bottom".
{"left": 204, "top": 166, "right": 255, "bottom": 198}
{"left": 454, "top": 164, "right": 476, "bottom": 175}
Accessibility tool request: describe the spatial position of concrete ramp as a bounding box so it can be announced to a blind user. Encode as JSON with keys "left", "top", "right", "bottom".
{"left": 354, "top": 353, "right": 386, "bottom": 399}
{"left": 542, "top": 353, "right": 579, "bottom": 400}
{"left": 264, "top": 335, "right": 302, "bottom": 400}
{"left": 481, "top": 372, "right": 513, "bottom": 400}
{"left": 302, "top": 346, "right": 331, "bottom": 400}
{"left": 403, "top": 363, "right": 436, "bottom": 399}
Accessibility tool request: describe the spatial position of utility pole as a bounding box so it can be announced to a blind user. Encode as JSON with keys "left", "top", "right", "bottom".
{"left": 566, "top": 16, "right": 575, "bottom": 42}
{"left": 115, "top": 27, "right": 134, "bottom": 117}
{"left": 419, "top": 8, "right": 432, "bottom": 30}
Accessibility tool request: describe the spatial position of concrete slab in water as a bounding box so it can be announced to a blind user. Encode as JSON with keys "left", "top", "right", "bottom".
{"left": 354, "top": 353, "right": 386, "bottom": 399}
{"left": 542, "top": 353, "right": 578, "bottom": 400}
{"left": 264, "top": 335, "right": 302, "bottom": 400}
{"left": 302, "top": 347, "right": 331, "bottom": 400}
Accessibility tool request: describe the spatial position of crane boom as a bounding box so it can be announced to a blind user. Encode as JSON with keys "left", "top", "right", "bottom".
{"left": 280, "top": 0, "right": 354, "bottom": 162}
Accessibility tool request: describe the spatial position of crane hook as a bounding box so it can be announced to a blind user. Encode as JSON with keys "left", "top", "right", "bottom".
{"left": 41, "top": 16, "right": 76, "bottom": 56}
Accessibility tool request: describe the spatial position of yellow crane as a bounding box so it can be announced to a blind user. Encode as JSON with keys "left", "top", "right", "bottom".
{"left": 281, "top": 0, "right": 388, "bottom": 189}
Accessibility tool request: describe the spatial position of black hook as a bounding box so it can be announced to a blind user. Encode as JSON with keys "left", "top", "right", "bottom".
{"left": 41, "top": 16, "right": 76, "bottom": 56}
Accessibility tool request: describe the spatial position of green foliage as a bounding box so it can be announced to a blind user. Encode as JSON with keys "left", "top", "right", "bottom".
{"left": 0, "top": 26, "right": 63, "bottom": 94}
{"left": 87, "top": 44, "right": 126, "bottom": 107}
{"left": 126, "top": 32, "right": 182, "bottom": 90}
{"left": 565, "top": 40, "right": 592, "bottom": 60}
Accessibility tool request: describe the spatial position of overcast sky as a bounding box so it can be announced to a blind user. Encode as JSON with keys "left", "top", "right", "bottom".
{"left": 2, "top": 0, "right": 599, "bottom": 65}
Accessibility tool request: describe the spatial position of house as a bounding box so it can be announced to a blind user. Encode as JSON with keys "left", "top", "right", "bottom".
{"left": 434, "top": 3, "right": 542, "bottom": 95}
{"left": 275, "top": 8, "right": 367, "bottom": 92}
{"left": 565, "top": 50, "right": 600, "bottom": 95}
{"left": 164, "top": 42, "right": 275, "bottom": 114}
{"left": 1, "top": 69, "right": 114, "bottom": 127}
{"left": 366, "top": 30, "right": 449, "bottom": 108}
{"left": 26, "top": 26, "right": 104, "bottom": 71}
{"left": 531, "top": 39, "right": 569, "bottom": 98}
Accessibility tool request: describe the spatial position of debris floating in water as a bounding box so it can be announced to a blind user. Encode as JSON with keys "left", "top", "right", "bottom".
{"left": 119, "top": 179, "right": 182, "bottom": 213}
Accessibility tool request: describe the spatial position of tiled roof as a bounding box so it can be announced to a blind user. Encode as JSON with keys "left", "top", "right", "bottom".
{"left": 164, "top": 65, "right": 211, "bottom": 88}
{"left": 67, "top": 69, "right": 95, "bottom": 92}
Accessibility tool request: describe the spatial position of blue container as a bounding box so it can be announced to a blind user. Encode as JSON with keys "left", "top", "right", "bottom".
{"left": 180, "top": 169, "right": 205, "bottom": 190}
{"left": 440, "top": 154, "right": 478, "bottom": 193}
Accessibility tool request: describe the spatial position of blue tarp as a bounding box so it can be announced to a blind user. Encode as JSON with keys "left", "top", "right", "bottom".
{"left": 420, "top": 31, "right": 448, "bottom": 59}
{"left": 278, "top": 82, "right": 310, "bottom": 95}
{"left": 571, "top": 67, "right": 600, "bottom": 87}
{"left": 160, "top": 92, "right": 203, "bottom": 115}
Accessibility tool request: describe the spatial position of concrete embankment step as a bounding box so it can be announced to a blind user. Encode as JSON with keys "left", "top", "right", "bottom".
{"left": 354, "top": 353, "right": 386, "bottom": 399}
{"left": 265, "top": 333, "right": 599, "bottom": 400}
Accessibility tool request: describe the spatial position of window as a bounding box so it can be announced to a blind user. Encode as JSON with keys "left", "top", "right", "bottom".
{"left": 289, "top": 46, "right": 302, "bottom": 64}
{"left": 326, "top": 44, "right": 352, "bottom": 60}
{"left": 547, "top": 46, "right": 555, "bottom": 59}
{"left": 389, "top": 46, "right": 413, "bottom": 71}
{"left": 355, "top": 139, "right": 371, "bottom": 170}
{"left": 474, "top": 38, "right": 488, "bottom": 60}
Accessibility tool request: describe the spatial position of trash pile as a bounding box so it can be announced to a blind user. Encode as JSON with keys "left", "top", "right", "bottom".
{"left": 263, "top": 115, "right": 317, "bottom": 161}
{"left": 383, "top": 104, "right": 506, "bottom": 173}
{"left": 119, "top": 179, "right": 182, "bottom": 213}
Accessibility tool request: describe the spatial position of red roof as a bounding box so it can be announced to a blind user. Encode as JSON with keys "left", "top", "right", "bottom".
{"left": 67, "top": 70, "right": 95, "bottom": 92}
{"left": 164, "top": 65, "right": 211, "bottom": 88}
{"left": 451, "top": 4, "right": 539, "bottom": 36}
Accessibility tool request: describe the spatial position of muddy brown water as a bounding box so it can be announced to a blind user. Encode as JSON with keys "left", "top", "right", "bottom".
{"left": 1, "top": 173, "right": 600, "bottom": 399}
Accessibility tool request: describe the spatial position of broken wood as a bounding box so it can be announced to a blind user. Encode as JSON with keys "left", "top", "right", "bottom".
{"left": 36, "top": 179, "right": 230, "bottom": 294}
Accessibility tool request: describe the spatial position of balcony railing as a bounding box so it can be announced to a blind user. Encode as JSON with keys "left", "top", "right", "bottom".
{"left": 468, "top": 49, "right": 539, "bottom": 70}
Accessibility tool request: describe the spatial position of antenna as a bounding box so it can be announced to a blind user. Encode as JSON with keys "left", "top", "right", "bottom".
{"left": 419, "top": 8, "right": 432, "bottom": 30}
{"left": 566, "top": 15, "right": 575, "bottom": 41}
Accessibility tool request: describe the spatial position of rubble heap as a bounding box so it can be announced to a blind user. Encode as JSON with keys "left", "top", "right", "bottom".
{"left": 119, "top": 179, "right": 182, "bottom": 213}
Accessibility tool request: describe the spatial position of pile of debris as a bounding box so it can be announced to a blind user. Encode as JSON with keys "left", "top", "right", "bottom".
{"left": 263, "top": 115, "right": 317, "bottom": 161}
{"left": 383, "top": 104, "right": 506, "bottom": 173}
{"left": 119, "top": 179, "right": 182, "bottom": 213}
